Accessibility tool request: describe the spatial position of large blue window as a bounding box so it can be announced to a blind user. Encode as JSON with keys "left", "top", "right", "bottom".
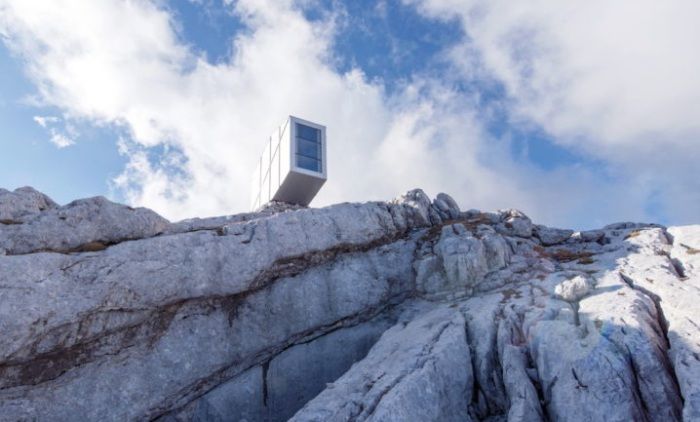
{"left": 295, "top": 123, "right": 322, "bottom": 172}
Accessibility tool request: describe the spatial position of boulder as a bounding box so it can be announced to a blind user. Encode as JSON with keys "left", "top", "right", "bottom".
{"left": 0, "top": 196, "right": 170, "bottom": 255}
{"left": 496, "top": 209, "right": 533, "bottom": 238}
{"left": 391, "top": 188, "right": 433, "bottom": 227}
{"left": 580, "top": 229, "right": 606, "bottom": 243}
{"left": 432, "top": 192, "right": 460, "bottom": 220}
{"left": 534, "top": 224, "right": 574, "bottom": 245}
{"left": 0, "top": 186, "right": 57, "bottom": 222}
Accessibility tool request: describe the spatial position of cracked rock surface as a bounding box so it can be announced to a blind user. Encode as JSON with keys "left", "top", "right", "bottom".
{"left": 0, "top": 187, "right": 698, "bottom": 421}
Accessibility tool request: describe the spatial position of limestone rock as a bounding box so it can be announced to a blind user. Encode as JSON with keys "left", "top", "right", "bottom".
{"left": 414, "top": 254, "right": 445, "bottom": 294}
{"left": 496, "top": 208, "right": 533, "bottom": 238}
{"left": 481, "top": 229, "right": 512, "bottom": 271}
{"left": 534, "top": 224, "right": 574, "bottom": 245}
{"left": 579, "top": 229, "right": 606, "bottom": 243}
{"left": 0, "top": 186, "right": 57, "bottom": 222}
{"left": 0, "top": 186, "right": 697, "bottom": 422}
{"left": 432, "top": 192, "right": 460, "bottom": 220}
{"left": 161, "top": 318, "right": 392, "bottom": 422}
{"left": 0, "top": 196, "right": 170, "bottom": 255}
{"left": 438, "top": 224, "right": 488, "bottom": 289}
{"left": 391, "top": 188, "right": 433, "bottom": 227}
{"left": 290, "top": 306, "right": 473, "bottom": 422}
{"left": 414, "top": 222, "right": 513, "bottom": 296}
{"left": 554, "top": 275, "right": 592, "bottom": 302}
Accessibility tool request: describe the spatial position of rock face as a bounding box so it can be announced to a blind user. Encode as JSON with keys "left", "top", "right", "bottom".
{"left": 290, "top": 305, "right": 473, "bottom": 422}
{"left": 0, "top": 187, "right": 698, "bottom": 422}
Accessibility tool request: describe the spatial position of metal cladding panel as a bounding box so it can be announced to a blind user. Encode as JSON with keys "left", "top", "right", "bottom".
{"left": 273, "top": 170, "right": 326, "bottom": 206}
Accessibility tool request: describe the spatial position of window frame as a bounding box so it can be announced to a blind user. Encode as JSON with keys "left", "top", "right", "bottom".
{"left": 290, "top": 116, "right": 327, "bottom": 178}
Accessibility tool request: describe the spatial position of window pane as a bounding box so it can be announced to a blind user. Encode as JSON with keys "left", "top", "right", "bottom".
{"left": 296, "top": 137, "right": 320, "bottom": 159}
{"left": 296, "top": 154, "right": 321, "bottom": 172}
{"left": 296, "top": 123, "right": 320, "bottom": 142}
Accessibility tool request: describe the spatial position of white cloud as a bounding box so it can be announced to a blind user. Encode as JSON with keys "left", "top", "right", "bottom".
{"left": 407, "top": 0, "right": 700, "bottom": 223}
{"left": 32, "top": 115, "right": 59, "bottom": 127}
{"left": 410, "top": 0, "right": 700, "bottom": 145}
{"left": 0, "top": 0, "right": 689, "bottom": 228}
{"left": 31, "top": 114, "right": 75, "bottom": 148}
{"left": 48, "top": 133, "right": 75, "bottom": 148}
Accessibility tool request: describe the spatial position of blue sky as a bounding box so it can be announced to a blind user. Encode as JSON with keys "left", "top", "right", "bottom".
{"left": 1, "top": 0, "right": 698, "bottom": 229}
{"left": 0, "top": 44, "right": 127, "bottom": 200}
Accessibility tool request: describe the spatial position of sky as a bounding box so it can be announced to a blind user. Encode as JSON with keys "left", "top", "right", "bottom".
{"left": 0, "top": 0, "right": 699, "bottom": 230}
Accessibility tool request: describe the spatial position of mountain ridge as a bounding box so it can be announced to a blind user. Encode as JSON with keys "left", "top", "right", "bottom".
{"left": 0, "top": 186, "right": 698, "bottom": 421}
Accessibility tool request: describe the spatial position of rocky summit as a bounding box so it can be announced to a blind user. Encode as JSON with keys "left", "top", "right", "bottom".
{"left": 0, "top": 187, "right": 699, "bottom": 422}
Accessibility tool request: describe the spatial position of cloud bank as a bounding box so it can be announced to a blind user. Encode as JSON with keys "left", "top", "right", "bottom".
{"left": 408, "top": 0, "right": 700, "bottom": 223}
{"left": 1, "top": 0, "right": 698, "bottom": 228}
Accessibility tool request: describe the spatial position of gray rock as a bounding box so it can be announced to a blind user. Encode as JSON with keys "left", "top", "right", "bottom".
{"left": 436, "top": 192, "right": 460, "bottom": 214}
{"left": 438, "top": 224, "right": 488, "bottom": 290}
{"left": 159, "top": 366, "right": 264, "bottom": 422}
{"left": 534, "top": 224, "right": 574, "bottom": 245}
{"left": 459, "top": 293, "right": 510, "bottom": 418}
{"left": 290, "top": 306, "right": 473, "bottom": 422}
{"left": 0, "top": 186, "right": 696, "bottom": 422}
{"left": 414, "top": 224, "right": 511, "bottom": 295}
{"left": 391, "top": 188, "right": 433, "bottom": 228}
{"left": 496, "top": 208, "right": 533, "bottom": 238}
{"left": 0, "top": 201, "right": 414, "bottom": 366}
{"left": 162, "top": 318, "right": 392, "bottom": 422}
{"left": 497, "top": 306, "right": 546, "bottom": 421}
{"left": 461, "top": 208, "right": 482, "bottom": 219}
{"left": 0, "top": 196, "right": 170, "bottom": 255}
{"left": 0, "top": 186, "right": 57, "bottom": 222}
{"left": 481, "top": 232, "right": 511, "bottom": 271}
{"left": 266, "top": 318, "right": 392, "bottom": 421}
{"left": 432, "top": 192, "right": 460, "bottom": 220}
{"left": 414, "top": 254, "right": 446, "bottom": 294}
{"left": 166, "top": 201, "right": 307, "bottom": 235}
{"left": 428, "top": 204, "right": 443, "bottom": 225}
{"left": 0, "top": 238, "right": 415, "bottom": 421}
{"left": 580, "top": 229, "right": 606, "bottom": 242}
